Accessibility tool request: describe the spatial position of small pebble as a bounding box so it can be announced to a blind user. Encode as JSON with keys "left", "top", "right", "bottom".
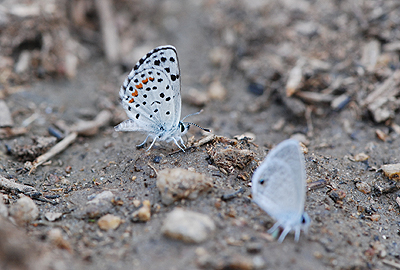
{"left": 87, "top": 191, "right": 114, "bottom": 204}
{"left": 375, "top": 129, "right": 388, "bottom": 141}
{"left": 153, "top": 156, "right": 162, "bottom": 163}
{"left": 76, "top": 191, "right": 114, "bottom": 218}
{"left": 65, "top": 166, "right": 72, "bottom": 174}
{"left": 98, "top": 214, "right": 122, "bottom": 230}
{"left": 132, "top": 200, "right": 151, "bottom": 222}
{"left": 162, "top": 208, "right": 215, "bottom": 243}
{"left": 157, "top": 168, "right": 212, "bottom": 205}
{"left": 133, "top": 199, "right": 141, "bottom": 208}
{"left": 44, "top": 212, "right": 63, "bottom": 222}
{"left": 351, "top": 153, "right": 369, "bottom": 162}
{"left": 328, "top": 190, "right": 346, "bottom": 204}
{"left": 368, "top": 214, "right": 381, "bottom": 222}
{"left": 356, "top": 182, "right": 372, "bottom": 194}
{"left": 9, "top": 196, "right": 39, "bottom": 225}
{"left": 380, "top": 163, "right": 400, "bottom": 181}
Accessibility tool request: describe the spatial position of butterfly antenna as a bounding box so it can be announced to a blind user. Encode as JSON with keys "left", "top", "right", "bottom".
{"left": 186, "top": 122, "right": 211, "bottom": 132}
{"left": 181, "top": 109, "right": 204, "bottom": 121}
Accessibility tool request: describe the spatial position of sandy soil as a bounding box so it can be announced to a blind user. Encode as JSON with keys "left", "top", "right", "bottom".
{"left": 1, "top": 1, "right": 400, "bottom": 269}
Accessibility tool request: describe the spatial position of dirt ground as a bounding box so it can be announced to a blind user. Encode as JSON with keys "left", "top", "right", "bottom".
{"left": 1, "top": 0, "right": 400, "bottom": 269}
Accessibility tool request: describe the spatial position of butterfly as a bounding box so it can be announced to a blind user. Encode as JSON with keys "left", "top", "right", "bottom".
{"left": 252, "top": 139, "right": 310, "bottom": 242}
{"left": 115, "top": 45, "right": 209, "bottom": 151}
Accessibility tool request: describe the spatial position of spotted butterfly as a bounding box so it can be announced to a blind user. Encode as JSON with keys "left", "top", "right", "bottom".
{"left": 115, "top": 45, "right": 209, "bottom": 151}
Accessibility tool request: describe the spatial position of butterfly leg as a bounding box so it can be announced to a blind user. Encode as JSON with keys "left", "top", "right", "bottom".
{"left": 294, "top": 228, "right": 301, "bottom": 242}
{"left": 136, "top": 134, "right": 151, "bottom": 148}
{"left": 179, "top": 137, "right": 186, "bottom": 148}
{"left": 146, "top": 137, "right": 158, "bottom": 151}
{"left": 277, "top": 227, "right": 291, "bottom": 243}
{"left": 267, "top": 222, "right": 281, "bottom": 236}
{"left": 172, "top": 137, "right": 185, "bottom": 152}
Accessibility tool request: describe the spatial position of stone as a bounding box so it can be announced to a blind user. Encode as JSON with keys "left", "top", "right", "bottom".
{"left": 98, "top": 214, "right": 122, "bottom": 230}
{"left": 9, "top": 196, "right": 39, "bottom": 225}
{"left": 162, "top": 208, "right": 215, "bottom": 243}
{"left": 44, "top": 212, "right": 62, "bottom": 222}
{"left": 381, "top": 163, "right": 400, "bottom": 181}
{"left": 75, "top": 191, "right": 115, "bottom": 219}
{"left": 157, "top": 168, "right": 212, "bottom": 205}
{"left": 131, "top": 200, "right": 151, "bottom": 222}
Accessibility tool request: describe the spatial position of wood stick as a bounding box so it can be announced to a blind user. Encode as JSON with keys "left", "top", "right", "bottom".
{"left": 29, "top": 132, "right": 78, "bottom": 174}
{"left": 0, "top": 175, "right": 37, "bottom": 194}
{"left": 94, "top": 0, "right": 120, "bottom": 63}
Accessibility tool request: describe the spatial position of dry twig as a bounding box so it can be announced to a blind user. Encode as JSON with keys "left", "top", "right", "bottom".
{"left": 29, "top": 132, "right": 78, "bottom": 174}
{"left": 94, "top": 0, "right": 120, "bottom": 63}
{"left": 0, "top": 175, "right": 37, "bottom": 194}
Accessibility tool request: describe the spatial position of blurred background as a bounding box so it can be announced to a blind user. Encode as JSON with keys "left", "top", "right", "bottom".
{"left": 2, "top": 0, "right": 399, "bottom": 145}
{"left": 1, "top": 1, "right": 400, "bottom": 269}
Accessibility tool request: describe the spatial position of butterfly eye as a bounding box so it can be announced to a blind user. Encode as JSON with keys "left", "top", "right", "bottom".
{"left": 259, "top": 179, "right": 265, "bottom": 185}
{"left": 180, "top": 122, "right": 185, "bottom": 133}
{"left": 301, "top": 216, "right": 307, "bottom": 224}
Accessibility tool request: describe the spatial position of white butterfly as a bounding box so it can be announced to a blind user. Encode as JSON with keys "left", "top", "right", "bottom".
{"left": 252, "top": 139, "right": 310, "bottom": 242}
{"left": 115, "top": 45, "right": 209, "bottom": 151}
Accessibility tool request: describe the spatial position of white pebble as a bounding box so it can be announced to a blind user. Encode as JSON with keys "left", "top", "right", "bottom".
{"left": 9, "top": 196, "right": 39, "bottom": 225}
{"left": 157, "top": 168, "right": 212, "bottom": 205}
{"left": 162, "top": 208, "right": 215, "bottom": 243}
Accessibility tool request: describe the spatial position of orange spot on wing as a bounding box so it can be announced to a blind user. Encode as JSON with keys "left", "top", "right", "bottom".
{"left": 142, "top": 78, "right": 148, "bottom": 84}
{"left": 132, "top": 89, "right": 138, "bottom": 97}
{"left": 136, "top": 83, "right": 143, "bottom": 89}
{"left": 149, "top": 77, "right": 154, "bottom": 82}
{"left": 128, "top": 98, "right": 134, "bottom": 103}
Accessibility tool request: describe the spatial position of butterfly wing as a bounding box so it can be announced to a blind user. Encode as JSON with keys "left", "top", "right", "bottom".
{"left": 116, "top": 45, "right": 181, "bottom": 134}
{"left": 252, "top": 139, "right": 306, "bottom": 225}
